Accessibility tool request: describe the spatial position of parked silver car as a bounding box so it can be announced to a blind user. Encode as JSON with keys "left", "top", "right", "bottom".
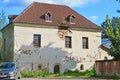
{"left": 0, "top": 62, "right": 20, "bottom": 80}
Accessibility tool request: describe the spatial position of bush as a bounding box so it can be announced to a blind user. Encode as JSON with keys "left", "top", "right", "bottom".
{"left": 63, "top": 69, "right": 95, "bottom": 77}
{"left": 21, "top": 69, "right": 96, "bottom": 78}
{"left": 21, "top": 70, "right": 49, "bottom": 78}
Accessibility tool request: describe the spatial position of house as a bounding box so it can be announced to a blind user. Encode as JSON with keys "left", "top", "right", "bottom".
{"left": 1, "top": 2, "right": 112, "bottom": 73}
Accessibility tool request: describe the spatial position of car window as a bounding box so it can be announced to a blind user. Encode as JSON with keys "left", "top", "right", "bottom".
{"left": 0, "top": 63, "right": 15, "bottom": 68}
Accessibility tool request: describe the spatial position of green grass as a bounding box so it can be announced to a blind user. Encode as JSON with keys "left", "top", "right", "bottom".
{"left": 21, "top": 70, "right": 49, "bottom": 78}
{"left": 20, "top": 69, "right": 120, "bottom": 79}
{"left": 21, "top": 69, "right": 95, "bottom": 78}
{"left": 61, "top": 69, "right": 95, "bottom": 78}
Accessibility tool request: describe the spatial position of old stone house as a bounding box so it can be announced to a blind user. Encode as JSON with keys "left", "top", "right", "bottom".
{"left": 1, "top": 2, "right": 112, "bottom": 73}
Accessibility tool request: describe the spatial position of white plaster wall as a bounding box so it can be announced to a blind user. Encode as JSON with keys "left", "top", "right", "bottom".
{"left": 13, "top": 24, "right": 107, "bottom": 73}
{"left": 99, "top": 48, "right": 113, "bottom": 60}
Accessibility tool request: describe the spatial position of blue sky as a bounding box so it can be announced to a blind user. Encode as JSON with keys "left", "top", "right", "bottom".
{"left": 0, "top": 0, "right": 120, "bottom": 26}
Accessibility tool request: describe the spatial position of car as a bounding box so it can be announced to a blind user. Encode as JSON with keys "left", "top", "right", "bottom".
{"left": 0, "top": 62, "right": 21, "bottom": 80}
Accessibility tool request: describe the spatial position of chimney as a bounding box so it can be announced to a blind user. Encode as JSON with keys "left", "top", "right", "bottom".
{"left": 8, "top": 15, "right": 18, "bottom": 23}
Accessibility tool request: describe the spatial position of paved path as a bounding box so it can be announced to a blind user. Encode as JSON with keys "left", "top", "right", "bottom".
{"left": 22, "top": 78, "right": 113, "bottom": 80}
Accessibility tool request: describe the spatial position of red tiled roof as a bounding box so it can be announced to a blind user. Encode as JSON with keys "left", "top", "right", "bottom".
{"left": 14, "top": 2, "right": 102, "bottom": 30}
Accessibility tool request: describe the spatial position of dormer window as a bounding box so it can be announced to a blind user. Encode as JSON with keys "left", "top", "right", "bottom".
{"left": 45, "top": 13, "right": 52, "bottom": 22}
{"left": 70, "top": 15, "right": 75, "bottom": 24}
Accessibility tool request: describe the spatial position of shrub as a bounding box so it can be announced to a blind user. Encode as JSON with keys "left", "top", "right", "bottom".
{"left": 21, "top": 68, "right": 96, "bottom": 78}
{"left": 63, "top": 69, "right": 95, "bottom": 77}
{"left": 21, "top": 70, "right": 49, "bottom": 78}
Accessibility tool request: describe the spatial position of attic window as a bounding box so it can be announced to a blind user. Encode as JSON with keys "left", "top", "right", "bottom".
{"left": 70, "top": 15, "right": 75, "bottom": 24}
{"left": 45, "top": 13, "right": 52, "bottom": 22}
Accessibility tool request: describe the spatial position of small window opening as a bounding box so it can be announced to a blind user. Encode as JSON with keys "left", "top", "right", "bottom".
{"left": 45, "top": 13, "right": 51, "bottom": 22}
{"left": 70, "top": 15, "right": 75, "bottom": 24}
{"left": 104, "top": 56, "right": 108, "bottom": 60}
{"left": 38, "top": 65, "right": 42, "bottom": 70}
{"left": 80, "top": 64, "right": 84, "bottom": 70}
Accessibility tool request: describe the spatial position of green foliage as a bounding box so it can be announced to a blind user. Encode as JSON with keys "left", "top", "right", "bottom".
{"left": 116, "top": 0, "right": 120, "bottom": 13}
{"left": 21, "top": 69, "right": 95, "bottom": 78}
{"left": 21, "top": 69, "right": 120, "bottom": 79}
{"left": 104, "top": 15, "right": 120, "bottom": 60}
{"left": 0, "top": 10, "right": 7, "bottom": 62}
{"left": 95, "top": 73, "right": 120, "bottom": 79}
{"left": 101, "top": 16, "right": 120, "bottom": 38}
{"left": 62, "top": 17, "right": 66, "bottom": 24}
{"left": 105, "top": 15, "right": 113, "bottom": 37}
{"left": 21, "top": 70, "right": 49, "bottom": 78}
{"left": 116, "top": 0, "right": 120, "bottom": 3}
{"left": 0, "top": 37, "right": 2, "bottom": 62}
{"left": 101, "top": 22, "right": 106, "bottom": 38}
{"left": 0, "top": 10, "right": 6, "bottom": 29}
{"left": 63, "top": 69, "right": 95, "bottom": 77}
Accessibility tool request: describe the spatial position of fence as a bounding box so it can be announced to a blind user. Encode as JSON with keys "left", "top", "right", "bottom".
{"left": 95, "top": 60, "right": 120, "bottom": 76}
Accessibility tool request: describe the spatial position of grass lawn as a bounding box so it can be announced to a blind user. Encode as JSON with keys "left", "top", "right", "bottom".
{"left": 21, "top": 69, "right": 120, "bottom": 79}
{"left": 21, "top": 69, "right": 95, "bottom": 78}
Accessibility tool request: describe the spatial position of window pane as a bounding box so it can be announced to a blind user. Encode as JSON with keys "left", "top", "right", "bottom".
{"left": 70, "top": 16, "right": 75, "bottom": 23}
{"left": 82, "top": 37, "right": 88, "bottom": 49}
{"left": 45, "top": 13, "right": 51, "bottom": 21}
{"left": 65, "top": 36, "right": 72, "bottom": 48}
{"left": 33, "top": 34, "right": 41, "bottom": 47}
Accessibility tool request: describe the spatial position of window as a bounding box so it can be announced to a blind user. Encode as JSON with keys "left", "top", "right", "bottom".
{"left": 54, "top": 64, "right": 60, "bottom": 73}
{"left": 45, "top": 13, "right": 51, "bottom": 22}
{"left": 82, "top": 37, "right": 88, "bottom": 49}
{"left": 70, "top": 16, "right": 75, "bottom": 24}
{"left": 38, "top": 65, "right": 42, "bottom": 70}
{"left": 65, "top": 36, "right": 72, "bottom": 48}
{"left": 80, "top": 64, "right": 84, "bottom": 70}
{"left": 104, "top": 56, "right": 108, "bottom": 60}
{"left": 33, "top": 34, "right": 41, "bottom": 47}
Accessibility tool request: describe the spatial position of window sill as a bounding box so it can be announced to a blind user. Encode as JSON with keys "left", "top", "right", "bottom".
{"left": 45, "top": 20, "right": 52, "bottom": 22}
{"left": 82, "top": 48, "right": 89, "bottom": 49}
{"left": 65, "top": 47, "right": 72, "bottom": 49}
{"left": 34, "top": 46, "right": 41, "bottom": 48}
{"left": 70, "top": 22, "right": 75, "bottom": 24}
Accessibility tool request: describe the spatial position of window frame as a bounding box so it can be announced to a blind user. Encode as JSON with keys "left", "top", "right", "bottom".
{"left": 82, "top": 37, "right": 89, "bottom": 49}
{"left": 45, "top": 13, "right": 52, "bottom": 22}
{"left": 80, "top": 64, "right": 84, "bottom": 70}
{"left": 65, "top": 36, "right": 72, "bottom": 48}
{"left": 33, "top": 34, "right": 41, "bottom": 48}
{"left": 70, "top": 16, "right": 75, "bottom": 24}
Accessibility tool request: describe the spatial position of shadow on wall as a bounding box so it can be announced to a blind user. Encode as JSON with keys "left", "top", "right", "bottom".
{"left": 15, "top": 42, "right": 79, "bottom": 73}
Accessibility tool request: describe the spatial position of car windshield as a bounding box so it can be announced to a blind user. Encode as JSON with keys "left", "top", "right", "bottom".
{"left": 0, "top": 63, "right": 15, "bottom": 68}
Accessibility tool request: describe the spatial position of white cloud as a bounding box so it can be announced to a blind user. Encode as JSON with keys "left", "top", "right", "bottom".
{"left": 90, "top": 16, "right": 98, "bottom": 21}
{"left": 23, "top": 0, "right": 99, "bottom": 7}
{"left": 3, "top": 0, "right": 10, "bottom": 3}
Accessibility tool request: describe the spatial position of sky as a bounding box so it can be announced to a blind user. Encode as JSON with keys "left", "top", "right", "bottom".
{"left": 0, "top": 0, "right": 120, "bottom": 26}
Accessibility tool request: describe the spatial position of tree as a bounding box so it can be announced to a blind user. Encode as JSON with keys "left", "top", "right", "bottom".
{"left": 0, "top": 10, "right": 6, "bottom": 29}
{"left": 116, "top": 0, "right": 120, "bottom": 13}
{"left": 101, "top": 22, "right": 106, "bottom": 38}
{"left": 105, "top": 15, "right": 120, "bottom": 60}
{"left": 111, "top": 17, "right": 120, "bottom": 30}
{"left": 0, "top": 10, "right": 7, "bottom": 62}
{"left": 116, "top": 0, "right": 120, "bottom": 2}
{"left": 101, "top": 16, "right": 120, "bottom": 38}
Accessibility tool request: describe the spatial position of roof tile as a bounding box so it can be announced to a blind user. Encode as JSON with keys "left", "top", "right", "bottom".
{"left": 14, "top": 2, "right": 102, "bottom": 30}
